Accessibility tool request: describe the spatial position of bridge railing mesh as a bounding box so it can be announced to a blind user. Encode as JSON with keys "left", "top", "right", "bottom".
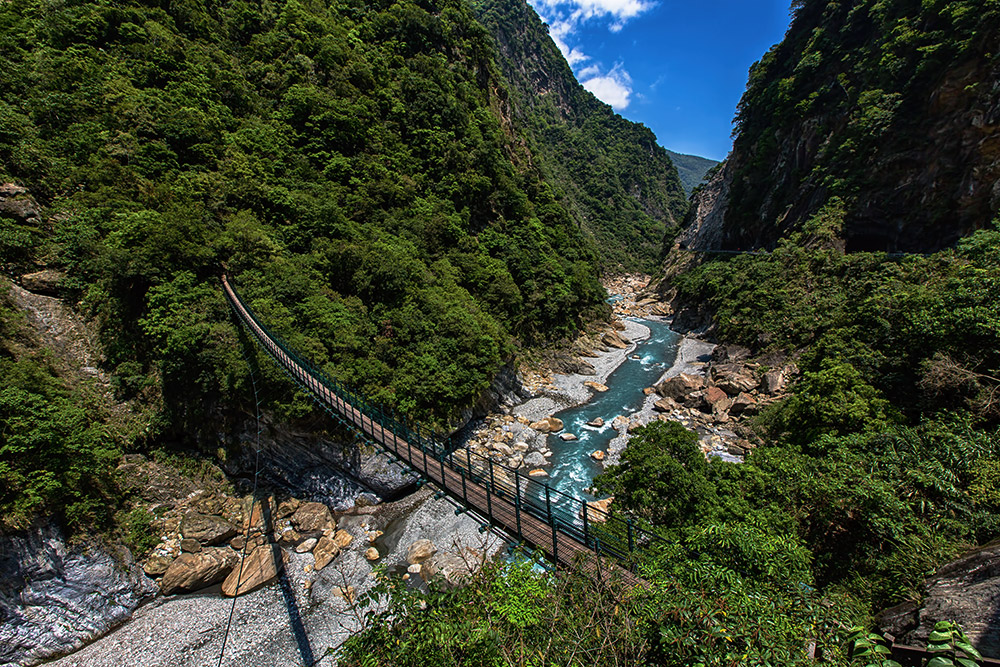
{"left": 223, "top": 276, "right": 668, "bottom": 570}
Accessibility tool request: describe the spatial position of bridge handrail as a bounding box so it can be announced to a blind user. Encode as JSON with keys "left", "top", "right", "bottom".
{"left": 222, "top": 275, "right": 669, "bottom": 567}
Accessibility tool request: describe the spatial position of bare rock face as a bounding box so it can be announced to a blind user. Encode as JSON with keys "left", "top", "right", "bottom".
{"left": 159, "top": 548, "right": 239, "bottom": 595}
{"left": 0, "top": 522, "right": 157, "bottom": 666}
{"left": 179, "top": 513, "right": 238, "bottom": 546}
{"left": 221, "top": 545, "right": 282, "bottom": 597}
{"left": 710, "top": 364, "right": 758, "bottom": 396}
{"left": 880, "top": 541, "right": 1000, "bottom": 658}
{"left": 291, "top": 502, "right": 334, "bottom": 534}
{"left": 655, "top": 373, "right": 706, "bottom": 400}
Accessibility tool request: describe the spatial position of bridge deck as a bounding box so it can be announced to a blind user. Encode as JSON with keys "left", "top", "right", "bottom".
{"left": 222, "top": 276, "right": 638, "bottom": 585}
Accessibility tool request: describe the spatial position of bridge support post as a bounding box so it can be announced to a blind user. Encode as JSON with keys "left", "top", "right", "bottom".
{"left": 582, "top": 502, "right": 589, "bottom": 548}
{"left": 627, "top": 518, "right": 635, "bottom": 554}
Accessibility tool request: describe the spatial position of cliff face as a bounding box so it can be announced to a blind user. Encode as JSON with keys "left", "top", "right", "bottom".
{"left": 472, "top": 0, "right": 688, "bottom": 271}
{"left": 681, "top": 0, "right": 1000, "bottom": 253}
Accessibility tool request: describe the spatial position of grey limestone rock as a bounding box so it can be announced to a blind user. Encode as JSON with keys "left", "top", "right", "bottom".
{"left": 0, "top": 522, "right": 156, "bottom": 667}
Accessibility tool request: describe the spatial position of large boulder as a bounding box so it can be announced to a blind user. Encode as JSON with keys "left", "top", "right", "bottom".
{"left": 529, "top": 417, "right": 563, "bottom": 433}
{"left": 421, "top": 547, "right": 483, "bottom": 588}
{"left": 291, "top": 502, "right": 334, "bottom": 533}
{"left": 159, "top": 548, "right": 239, "bottom": 595}
{"left": 0, "top": 183, "right": 40, "bottom": 222}
{"left": 760, "top": 369, "right": 787, "bottom": 395}
{"left": 655, "top": 373, "right": 705, "bottom": 400}
{"left": 580, "top": 497, "right": 613, "bottom": 523}
{"left": 710, "top": 364, "right": 758, "bottom": 395}
{"left": 601, "top": 331, "right": 630, "bottom": 349}
{"left": 653, "top": 396, "right": 680, "bottom": 413}
{"left": 407, "top": 539, "right": 436, "bottom": 565}
{"left": 522, "top": 452, "right": 546, "bottom": 469}
{"left": 19, "top": 270, "right": 64, "bottom": 296}
{"left": 221, "top": 545, "right": 283, "bottom": 597}
{"left": 180, "top": 513, "right": 238, "bottom": 546}
{"left": 312, "top": 535, "right": 341, "bottom": 571}
{"left": 729, "top": 392, "right": 758, "bottom": 416}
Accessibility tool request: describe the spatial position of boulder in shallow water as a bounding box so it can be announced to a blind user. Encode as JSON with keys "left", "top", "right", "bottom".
{"left": 559, "top": 432, "right": 577, "bottom": 441}
{"left": 590, "top": 450, "right": 606, "bottom": 461}
{"left": 529, "top": 417, "right": 564, "bottom": 433}
{"left": 587, "top": 417, "right": 604, "bottom": 427}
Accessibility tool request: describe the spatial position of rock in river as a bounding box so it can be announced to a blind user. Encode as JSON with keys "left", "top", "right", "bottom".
{"left": 529, "top": 417, "right": 564, "bottom": 433}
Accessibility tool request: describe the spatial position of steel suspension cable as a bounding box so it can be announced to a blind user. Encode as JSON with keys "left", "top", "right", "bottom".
{"left": 217, "top": 324, "right": 264, "bottom": 667}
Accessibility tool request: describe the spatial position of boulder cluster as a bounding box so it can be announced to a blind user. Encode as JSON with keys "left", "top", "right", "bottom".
{"left": 463, "top": 414, "right": 556, "bottom": 479}
{"left": 122, "top": 456, "right": 371, "bottom": 598}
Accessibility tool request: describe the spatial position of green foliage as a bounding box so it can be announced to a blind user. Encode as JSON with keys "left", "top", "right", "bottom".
{"left": 664, "top": 149, "right": 719, "bottom": 196}
{"left": 0, "top": 0, "right": 609, "bottom": 431}
{"left": 845, "top": 627, "right": 901, "bottom": 667}
{"left": 925, "top": 620, "right": 983, "bottom": 667}
{"left": 594, "top": 421, "right": 716, "bottom": 529}
{"left": 675, "top": 231, "right": 1000, "bottom": 433}
{"left": 0, "top": 348, "right": 121, "bottom": 530}
{"left": 470, "top": 0, "right": 688, "bottom": 272}
{"left": 339, "top": 550, "right": 844, "bottom": 667}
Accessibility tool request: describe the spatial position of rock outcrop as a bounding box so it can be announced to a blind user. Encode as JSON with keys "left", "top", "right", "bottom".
{"left": 879, "top": 540, "right": 1000, "bottom": 658}
{"left": 0, "top": 522, "right": 156, "bottom": 667}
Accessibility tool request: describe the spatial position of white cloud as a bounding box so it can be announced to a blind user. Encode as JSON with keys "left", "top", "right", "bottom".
{"left": 528, "top": 0, "right": 654, "bottom": 70}
{"left": 580, "top": 64, "right": 633, "bottom": 110}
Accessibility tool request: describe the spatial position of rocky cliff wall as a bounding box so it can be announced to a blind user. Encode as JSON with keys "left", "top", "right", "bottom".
{"left": 0, "top": 523, "right": 156, "bottom": 667}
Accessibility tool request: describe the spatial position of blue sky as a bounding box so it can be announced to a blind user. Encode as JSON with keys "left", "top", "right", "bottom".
{"left": 526, "top": 0, "right": 794, "bottom": 161}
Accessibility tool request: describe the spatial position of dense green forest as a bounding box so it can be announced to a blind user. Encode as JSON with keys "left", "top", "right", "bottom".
{"left": 472, "top": 0, "right": 689, "bottom": 271}
{"left": 0, "top": 0, "right": 616, "bottom": 442}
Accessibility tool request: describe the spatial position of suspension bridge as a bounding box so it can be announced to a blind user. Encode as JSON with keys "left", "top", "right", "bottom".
{"left": 222, "top": 275, "right": 664, "bottom": 581}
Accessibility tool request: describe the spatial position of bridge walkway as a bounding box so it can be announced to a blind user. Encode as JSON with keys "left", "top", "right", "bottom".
{"left": 222, "top": 276, "right": 648, "bottom": 584}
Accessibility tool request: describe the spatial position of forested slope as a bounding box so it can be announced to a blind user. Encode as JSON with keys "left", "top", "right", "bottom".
{"left": 0, "top": 0, "right": 612, "bottom": 446}
{"left": 685, "top": 0, "right": 1000, "bottom": 252}
{"left": 471, "top": 0, "right": 688, "bottom": 271}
